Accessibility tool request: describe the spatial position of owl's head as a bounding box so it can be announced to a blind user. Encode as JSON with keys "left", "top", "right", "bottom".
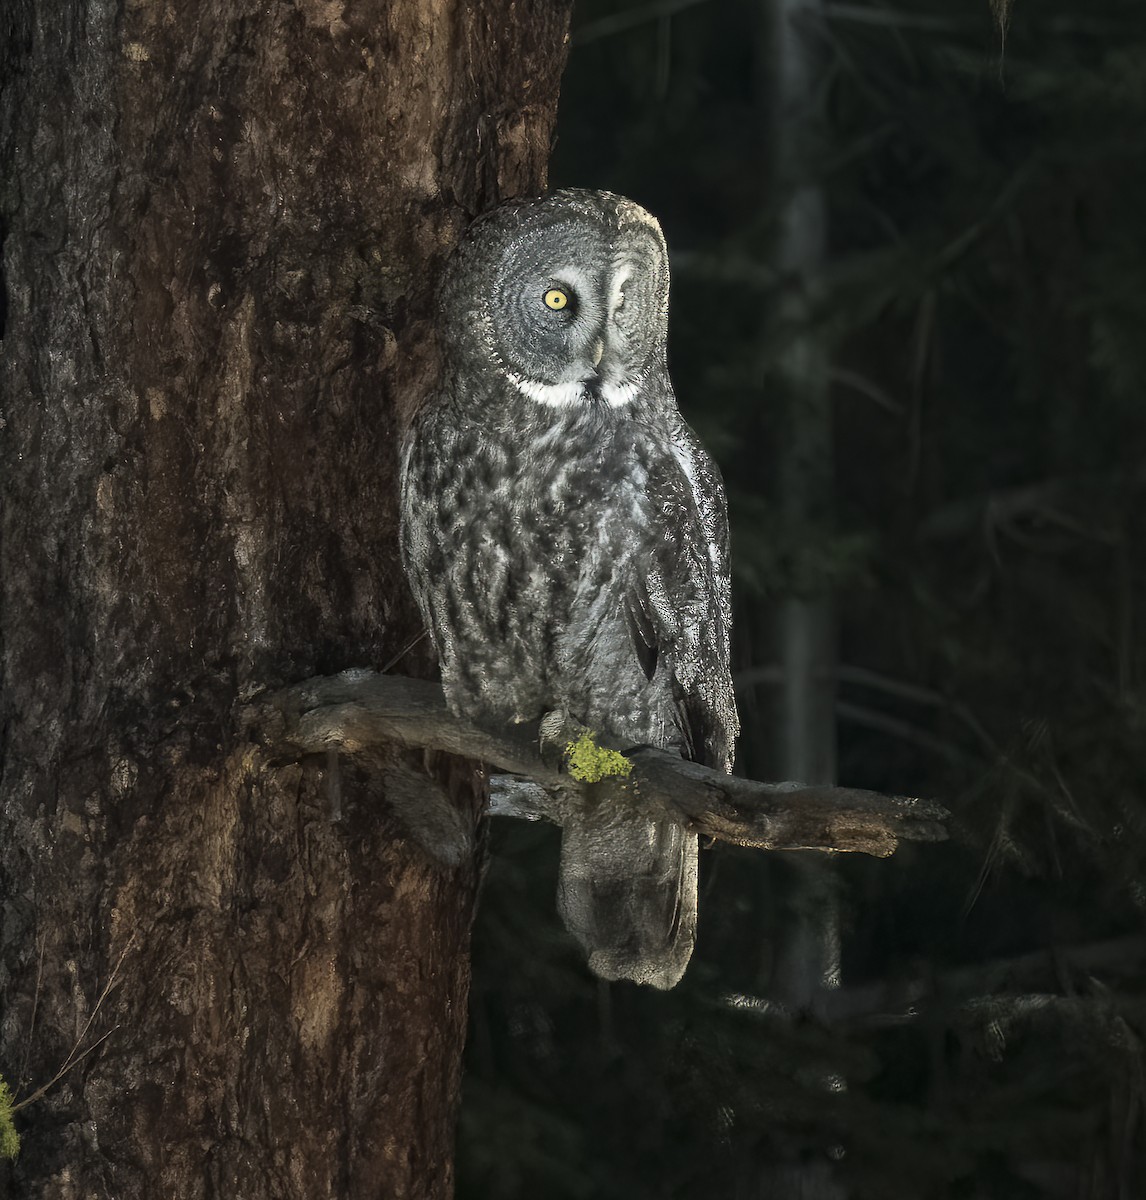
{"left": 439, "top": 189, "right": 670, "bottom": 411}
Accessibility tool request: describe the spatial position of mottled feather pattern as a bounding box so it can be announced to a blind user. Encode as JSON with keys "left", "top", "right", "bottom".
{"left": 403, "top": 386, "right": 733, "bottom": 763}
{"left": 400, "top": 190, "right": 737, "bottom": 988}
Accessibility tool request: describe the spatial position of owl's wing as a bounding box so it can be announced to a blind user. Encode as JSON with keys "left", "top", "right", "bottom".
{"left": 626, "top": 414, "right": 738, "bottom": 773}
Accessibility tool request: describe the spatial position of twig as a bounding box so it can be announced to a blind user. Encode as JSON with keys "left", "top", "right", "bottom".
{"left": 378, "top": 629, "right": 427, "bottom": 674}
{"left": 572, "top": 0, "right": 712, "bottom": 45}
{"left": 736, "top": 662, "right": 973, "bottom": 762}
{"left": 670, "top": 250, "right": 777, "bottom": 289}
{"left": 725, "top": 933, "right": 1146, "bottom": 1027}
{"left": 11, "top": 1028, "right": 121, "bottom": 1114}
{"left": 829, "top": 367, "right": 905, "bottom": 415}
{"left": 835, "top": 700, "right": 971, "bottom": 764}
{"left": 15, "top": 937, "right": 46, "bottom": 1100}
{"left": 248, "top": 670, "right": 948, "bottom": 858}
{"left": 823, "top": 4, "right": 981, "bottom": 33}
{"left": 12, "top": 934, "right": 136, "bottom": 1114}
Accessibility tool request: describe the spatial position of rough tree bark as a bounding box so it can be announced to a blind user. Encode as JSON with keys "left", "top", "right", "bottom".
{"left": 0, "top": 2, "right": 569, "bottom": 1196}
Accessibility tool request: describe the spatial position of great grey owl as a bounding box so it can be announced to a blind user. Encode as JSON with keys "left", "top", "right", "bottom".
{"left": 400, "top": 189, "right": 737, "bottom": 989}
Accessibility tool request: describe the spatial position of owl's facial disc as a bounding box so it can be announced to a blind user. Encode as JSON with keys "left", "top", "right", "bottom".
{"left": 485, "top": 221, "right": 666, "bottom": 411}
{"left": 593, "top": 244, "right": 665, "bottom": 406}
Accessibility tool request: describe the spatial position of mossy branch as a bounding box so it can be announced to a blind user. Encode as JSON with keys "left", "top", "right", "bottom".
{"left": 247, "top": 670, "right": 948, "bottom": 858}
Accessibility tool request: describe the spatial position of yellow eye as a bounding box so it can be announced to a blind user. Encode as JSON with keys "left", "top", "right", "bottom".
{"left": 543, "top": 288, "right": 569, "bottom": 311}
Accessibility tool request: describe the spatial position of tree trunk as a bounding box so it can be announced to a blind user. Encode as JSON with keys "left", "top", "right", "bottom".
{"left": 766, "top": 0, "right": 839, "bottom": 1023}
{"left": 757, "top": 0, "right": 844, "bottom": 1196}
{"left": 0, "top": 2, "right": 569, "bottom": 1196}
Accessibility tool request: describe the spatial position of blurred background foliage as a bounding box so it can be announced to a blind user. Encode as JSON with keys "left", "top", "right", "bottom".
{"left": 457, "top": 1, "right": 1146, "bottom": 1195}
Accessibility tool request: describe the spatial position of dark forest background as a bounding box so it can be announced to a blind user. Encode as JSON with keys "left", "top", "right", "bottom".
{"left": 455, "top": 1, "right": 1146, "bottom": 1197}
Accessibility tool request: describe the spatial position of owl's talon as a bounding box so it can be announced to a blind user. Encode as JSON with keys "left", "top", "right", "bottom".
{"left": 539, "top": 708, "right": 587, "bottom": 772}
{"left": 538, "top": 708, "right": 569, "bottom": 771}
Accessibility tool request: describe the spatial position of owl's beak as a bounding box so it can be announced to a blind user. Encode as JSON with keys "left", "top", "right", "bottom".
{"left": 590, "top": 339, "right": 605, "bottom": 368}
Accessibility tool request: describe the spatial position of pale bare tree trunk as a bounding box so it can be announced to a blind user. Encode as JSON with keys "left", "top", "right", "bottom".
{"left": 770, "top": 0, "right": 834, "bottom": 789}
{"left": 759, "top": 0, "right": 844, "bottom": 1195}
{"left": 768, "top": 0, "right": 840, "bottom": 1009}
{"left": 0, "top": 2, "right": 569, "bottom": 1195}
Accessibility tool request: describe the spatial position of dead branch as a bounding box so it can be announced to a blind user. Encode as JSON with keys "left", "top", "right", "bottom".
{"left": 725, "top": 933, "right": 1146, "bottom": 1028}
{"left": 247, "top": 669, "right": 948, "bottom": 858}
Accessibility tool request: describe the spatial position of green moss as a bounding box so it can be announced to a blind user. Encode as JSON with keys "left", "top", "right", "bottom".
{"left": 0, "top": 1074, "right": 19, "bottom": 1161}
{"left": 564, "top": 731, "right": 632, "bottom": 783}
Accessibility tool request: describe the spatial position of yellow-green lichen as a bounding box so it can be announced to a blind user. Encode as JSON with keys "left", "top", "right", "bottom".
{"left": 565, "top": 731, "right": 632, "bottom": 783}
{"left": 0, "top": 1074, "right": 19, "bottom": 1161}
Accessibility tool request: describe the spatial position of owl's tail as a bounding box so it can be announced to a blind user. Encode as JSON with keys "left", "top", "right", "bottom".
{"left": 556, "top": 805, "right": 698, "bottom": 990}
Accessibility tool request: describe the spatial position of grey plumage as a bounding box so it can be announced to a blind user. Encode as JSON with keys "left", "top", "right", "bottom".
{"left": 400, "top": 189, "right": 737, "bottom": 988}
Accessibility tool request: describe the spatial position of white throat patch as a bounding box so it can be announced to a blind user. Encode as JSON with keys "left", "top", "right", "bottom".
{"left": 505, "top": 370, "right": 638, "bottom": 410}
{"left": 600, "top": 379, "right": 639, "bottom": 407}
